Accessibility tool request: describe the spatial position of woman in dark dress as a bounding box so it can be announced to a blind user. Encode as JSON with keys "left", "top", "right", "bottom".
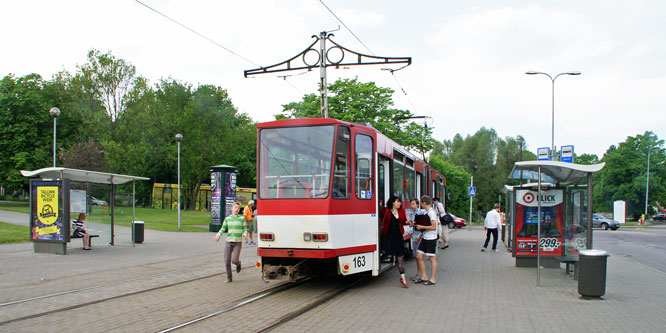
{"left": 380, "top": 196, "right": 409, "bottom": 288}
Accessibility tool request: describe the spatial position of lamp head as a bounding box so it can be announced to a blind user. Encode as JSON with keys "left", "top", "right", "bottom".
{"left": 49, "top": 107, "right": 61, "bottom": 118}
{"left": 175, "top": 134, "right": 183, "bottom": 142}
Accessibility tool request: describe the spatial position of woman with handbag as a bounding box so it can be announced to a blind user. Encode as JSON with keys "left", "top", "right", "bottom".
{"left": 380, "top": 196, "right": 410, "bottom": 288}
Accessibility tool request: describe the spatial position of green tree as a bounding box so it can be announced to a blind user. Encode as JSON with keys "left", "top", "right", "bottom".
{"left": 596, "top": 131, "right": 665, "bottom": 218}
{"left": 278, "top": 78, "right": 435, "bottom": 153}
{"left": 76, "top": 49, "right": 137, "bottom": 123}
{"left": 428, "top": 154, "right": 471, "bottom": 217}
{"left": 0, "top": 74, "right": 82, "bottom": 193}
{"left": 108, "top": 79, "right": 256, "bottom": 208}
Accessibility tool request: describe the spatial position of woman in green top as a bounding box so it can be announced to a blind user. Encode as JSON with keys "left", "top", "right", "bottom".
{"left": 214, "top": 201, "right": 247, "bottom": 282}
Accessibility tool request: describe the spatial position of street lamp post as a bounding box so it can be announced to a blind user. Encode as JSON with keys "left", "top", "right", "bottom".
{"left": 175, "top": 134, "right": 183, "bottom": 231}
{"left": 526, "top": 71, "right": 581, "bottom": 161}
{"left": 645, "top": 146, "right": 654, "bottom": 225}
{"left": 49, "top": 107, "right": 61, "bottom": 167}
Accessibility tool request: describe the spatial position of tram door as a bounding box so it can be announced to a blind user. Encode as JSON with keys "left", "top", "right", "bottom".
{"left": 378, "top": 156, "right": 390, "bottom": 208}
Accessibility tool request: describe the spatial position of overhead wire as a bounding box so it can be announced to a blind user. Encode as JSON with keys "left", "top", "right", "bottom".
{"left": 317, "top": 0, "right": 421, "bottom": 117}
{"left": 134, "top": 0, "right": 305, "bottom": 95}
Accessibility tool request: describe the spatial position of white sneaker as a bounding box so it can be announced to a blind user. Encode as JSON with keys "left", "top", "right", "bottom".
{"left": 481, "top": 248, "right": 486, "bottom": 252}
{"left": 493, "top": 249, "right": 498, "bottom": 253}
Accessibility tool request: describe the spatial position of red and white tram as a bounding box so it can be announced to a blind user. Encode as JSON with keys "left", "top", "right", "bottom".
{"left": 255, "top": 118, "right": 445, "bottom": 281}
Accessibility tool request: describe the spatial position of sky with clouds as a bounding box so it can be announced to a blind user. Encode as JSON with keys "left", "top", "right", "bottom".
{"left": 2, "top": 0, "right": 664, "bottom": 158}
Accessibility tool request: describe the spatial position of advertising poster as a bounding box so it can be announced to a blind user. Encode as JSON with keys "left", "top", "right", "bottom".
{"left": 31, "top": 180, "right": 66, "bottom": 242}
{"left": 210, "top": 171, "right": 222, "bottom": 227}
{"left": 224, "top": 172, "right": 237, "bottom": 218}
{"left": 514, "top": 189, "right": 564, "bottom": 256}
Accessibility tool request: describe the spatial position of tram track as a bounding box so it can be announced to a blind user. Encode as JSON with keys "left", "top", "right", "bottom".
{"left": 0, "top": 256, "right": 260, "bottom": 326}
{"left": 158, "top": 274, "right": 371, "bottom": 333}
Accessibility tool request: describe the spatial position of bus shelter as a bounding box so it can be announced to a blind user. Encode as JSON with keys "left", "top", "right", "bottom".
{"left": 507, "top": 161, "right": 605, "bottom": 285}
{"left": 21, "top": 167, "right": 149, "bottom": 254}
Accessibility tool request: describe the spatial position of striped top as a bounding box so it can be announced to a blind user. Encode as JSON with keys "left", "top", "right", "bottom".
{"left": 218, "top": 214, "right": 247, "bottom": 243}
{"left": 72, "top": 219, "right": 84, "bottom": 230}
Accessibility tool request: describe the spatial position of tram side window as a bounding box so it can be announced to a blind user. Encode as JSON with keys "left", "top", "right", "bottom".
{"left": 406, "top": 160, "right": 415, "bottom": 200}
{"left": 393, "top": 160, "right": 405, "bottom": 201}
{"left": 332, "top": 126, "right": 350, "bottom": 199}
{"left": 355, "top": 134, "right": 373, "bottom": 200}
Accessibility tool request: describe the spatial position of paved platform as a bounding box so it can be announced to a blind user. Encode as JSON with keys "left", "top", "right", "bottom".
{"left": 2, "top": 210, "right": 666, "bottom": 332}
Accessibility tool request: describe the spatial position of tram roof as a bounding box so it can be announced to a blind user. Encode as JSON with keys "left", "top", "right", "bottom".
{"left": 21, "top": 167, "right": 150, "bottom": 185}
{"left": 508, "top": 160, "right": 605, "bottom": 185}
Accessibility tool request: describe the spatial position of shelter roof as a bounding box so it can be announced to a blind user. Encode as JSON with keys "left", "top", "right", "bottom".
{"left": 21, "top": 167, "right": 149, "bottom": 185}
{"left": 508, "top": 161, "right": 605, "bottom": 185}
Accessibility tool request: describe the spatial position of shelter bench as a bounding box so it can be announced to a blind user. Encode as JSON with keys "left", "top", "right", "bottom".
{"left": 71, "top": 234, "right": 100, "bottom": 249}
{"left": 556, "top": 256, "right": 579, "bottom": 280}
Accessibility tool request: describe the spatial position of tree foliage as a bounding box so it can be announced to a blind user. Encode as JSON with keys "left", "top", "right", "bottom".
{"left": 278, "top": 78, "right": 435, "bottom": 154}
{"left": 77, "top": 49, "right": 137, "bottom": 122}
{"left": 437, "top": 128, "right": 533, "bottom": 217}
{"left": 595, "top": 131, "right": 665, "bottom": 218}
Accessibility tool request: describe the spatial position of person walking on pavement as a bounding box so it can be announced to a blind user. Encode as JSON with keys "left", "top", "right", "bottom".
{"left": 482, "top": 204, "right": 502, "bottom": 252}
{"left": 434, "top": 197, "right": 449, "bottom": 249}
{"left": 243, "top": 200, "right": 256, "bottom": 245}
{"left": 415, "top": 196, "right": 439, "bottom": 285}
{"left": 380, "top": 196, "right": 410, "bottom": 288}
{"left": 215, "top": 201, "right": 247, "bottom": 282}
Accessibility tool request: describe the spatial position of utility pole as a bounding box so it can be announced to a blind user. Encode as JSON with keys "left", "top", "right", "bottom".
{"left": 245, "top": 31, "right": 411, "bottom": 118}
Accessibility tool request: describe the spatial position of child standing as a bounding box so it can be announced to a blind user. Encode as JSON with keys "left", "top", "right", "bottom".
{"left": 214, "top": 201, "right": 247, "bottom": 282}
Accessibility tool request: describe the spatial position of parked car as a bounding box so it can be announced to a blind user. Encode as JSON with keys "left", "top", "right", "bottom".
{"left": 592, "top": 213, "right": 620, "bottom": 230}
{"left": 89, "top": 196, "right": 108, "bottom": 206}
{"left": 653, "top": 213, "right": 666, "bottom": 221}
{"left": 448, "top": 214, "right": 467, "bottom": 228}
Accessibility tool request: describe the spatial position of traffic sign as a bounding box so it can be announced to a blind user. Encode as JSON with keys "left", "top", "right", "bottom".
{"left": 537, "top": 147, "right": 550, "bottom": 161}
{"left": 560, "top": 145, "right": 574, "bottom": 163}
{"left": 468, "top": 186, "right": 476, "bottom": 197}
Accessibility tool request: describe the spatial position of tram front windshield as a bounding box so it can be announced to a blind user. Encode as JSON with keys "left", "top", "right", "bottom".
{"left": 259, "top": 125, "right": 335, "bottom": 199}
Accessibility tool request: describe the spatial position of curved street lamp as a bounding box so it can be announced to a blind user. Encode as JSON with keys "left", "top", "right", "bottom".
{"left": 49, "top": 107, "right": 61, "bottom": 167}
{"left": 175, "top": 134, "right": 183, "bottom": 231}
{"left": 526, "top": 71, "right": 581, "bottom": 160}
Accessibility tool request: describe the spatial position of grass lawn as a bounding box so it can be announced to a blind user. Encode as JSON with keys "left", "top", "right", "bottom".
{"left": 0, "top": 222, "right": 30, "bottom": 244}
{"left": 0, "top": 203, "right": 212, "bottom": 232}
{"left": 84, "top": 206, "right": 211, "bottom": 232}
{"left": 0, "top": 202, "right": 29, "bottom": 214}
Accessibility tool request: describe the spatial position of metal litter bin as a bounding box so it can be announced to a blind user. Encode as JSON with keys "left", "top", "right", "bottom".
{"left": 133, "top": 221, "right": 144, "bottom": 243}
{"left": 578, "top": 249, "right": 608, "bottom": 297}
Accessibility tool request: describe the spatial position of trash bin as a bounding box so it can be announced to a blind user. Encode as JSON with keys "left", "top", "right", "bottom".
{"left": 578, "top": 249, "right": 609, "bottom": 297}
{"left": 133, "top": 221, "right": 144, "bottom": 243}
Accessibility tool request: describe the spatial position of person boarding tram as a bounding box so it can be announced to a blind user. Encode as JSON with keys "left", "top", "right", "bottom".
{"left": 380, "top": 196, "right": 410, "bottom": 288}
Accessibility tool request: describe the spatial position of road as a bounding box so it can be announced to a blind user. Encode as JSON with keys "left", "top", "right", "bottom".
{"left": 594, "top": 226, "right": 666, "bottom": 273}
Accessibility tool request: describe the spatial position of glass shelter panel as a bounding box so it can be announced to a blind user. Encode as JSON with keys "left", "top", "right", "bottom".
{"left": 259, "top": 125, "right": 335, "bottom": 199}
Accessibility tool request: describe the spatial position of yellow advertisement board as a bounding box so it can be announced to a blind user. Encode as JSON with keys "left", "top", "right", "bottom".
{"left": 31, "top": 181, "right": 66, "bottom": 242}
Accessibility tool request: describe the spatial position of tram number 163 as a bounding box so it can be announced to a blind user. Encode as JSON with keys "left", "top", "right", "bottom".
{"left": 352, "top": 255, "right": 366, "bottom": 268}
{"left": 339, "top": 252, "right": 372, "bottom": 275}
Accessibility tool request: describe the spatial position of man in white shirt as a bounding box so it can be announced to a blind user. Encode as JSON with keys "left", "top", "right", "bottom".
{"left": 482, "top": 204, "right": 502, "bottom": 252}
